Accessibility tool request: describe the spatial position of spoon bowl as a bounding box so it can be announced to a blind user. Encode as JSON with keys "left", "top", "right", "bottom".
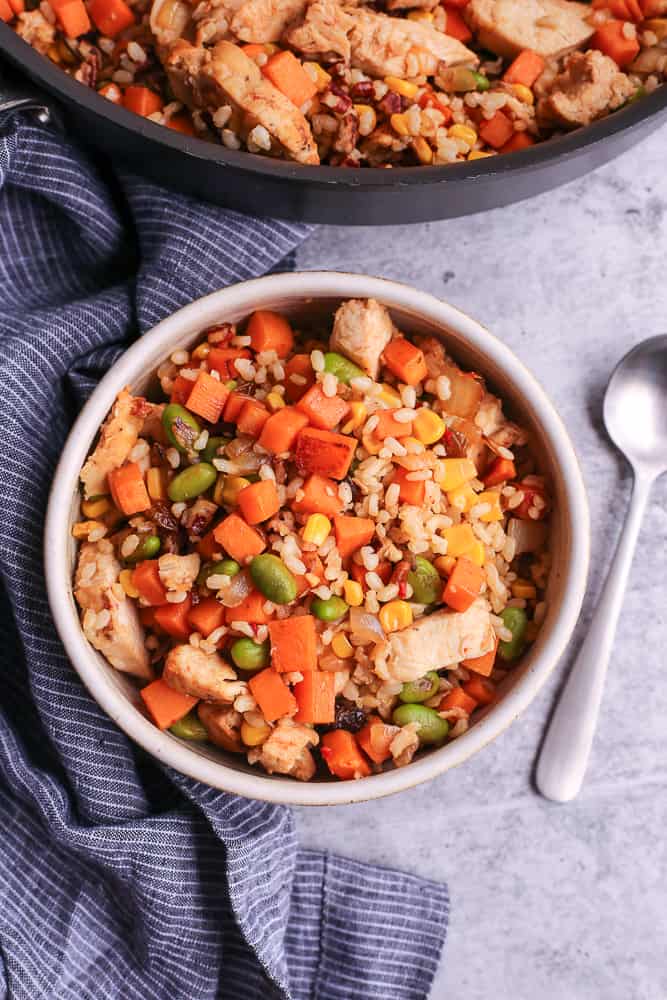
{"left": 603, "top": 334, "right": 667, "bottom": 475}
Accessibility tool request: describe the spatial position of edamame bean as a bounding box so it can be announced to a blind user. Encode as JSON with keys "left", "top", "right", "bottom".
{"left": 197, "top": 558, "right": 240, "bottom": 587}
{"left": 230, "top": 637, "right": 270, "bottom": 672}
{"left": 126, "top": 534, "right": 160, "bottom": 563}
{"left": 399, "top": 671, "right": 440, "bottom": 704}
{"left": 201, "top": 435, "right": 229, "bottom": 463}
{"left": 408, "top": 556, "right": 441, "bottom": 605}
{"left": 392, "top": 704, "right": 449, "bottom": 745}
{"left": 311, "top": 595, "right": 348, "bottom": 622}
{"left": 498, "top": 606, "right": 528, "bottom": 661}
{"left": 250, "top": 554, "right": 297, "bottom": 605}
{"left": 324, "top": 351, "right": 365, "bottom": 385}
{"left": 472, "top": 70, "right": 490, "bottom": 91}
{"left": 169, "top": 710, "right": 208, "bottom": 741}
{"left": 168, "top": 462, "right": 217, "bottom": 502}
{"left": 162, "top": 403, "right": 201, "bottom": 452}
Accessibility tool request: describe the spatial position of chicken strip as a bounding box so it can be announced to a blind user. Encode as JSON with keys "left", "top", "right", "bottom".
{"left": 464, "top": 0, "right": 594, "bottom": 60}
{"left": 536, "top": 50, "right": 634, "bottom": 129}
{"left": 161, "top": 40, "right": 319, "bottom": 165}
{"left": 198, "top": 703, "right": 244, "bottom": 751}
{"left": 374, "top": 599, "right": 495, "bottom": 682}
{"left": 74, "top": 541, "right": 152, "bottom": 680}
{"left": 163, "top": 644, "right": 246, "bottom": 702}
{"left": 330, "top": 298, "right": 395, "bottom": 379}
{"left": 80, "top": 389, "right": 152, "bottom": 499}
{"left": 286, "top": 0, "right": 478, "bottom": 77}
{"left": 158, "top": 553, "right": 201, "bottom": 593}
{"left": 250, "top": 718, "right": 319, "bottom": 780}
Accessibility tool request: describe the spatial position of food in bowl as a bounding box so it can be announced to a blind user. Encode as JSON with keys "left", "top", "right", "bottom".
{"left": 4, "top": 0, "right": 663, "bottom": 167}
{"left": 72, "top": 297, "right": 552, "bottom": 782}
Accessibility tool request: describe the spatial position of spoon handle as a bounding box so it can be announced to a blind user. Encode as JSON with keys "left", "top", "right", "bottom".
{"left": 536, "top": 473, "right": 652, "bottom": 802}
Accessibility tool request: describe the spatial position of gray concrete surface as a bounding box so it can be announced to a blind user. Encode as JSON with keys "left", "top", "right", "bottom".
{"left": 294, "top": 125, "right": 667, "bottom": 1000}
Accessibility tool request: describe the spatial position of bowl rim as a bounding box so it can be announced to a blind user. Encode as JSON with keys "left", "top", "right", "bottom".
{"left": 44, "top": 271, "right": 590, "bottom": 806}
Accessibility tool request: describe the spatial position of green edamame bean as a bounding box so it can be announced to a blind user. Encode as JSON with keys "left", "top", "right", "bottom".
{"left": 311, "top": 596, "right": 348, "bottom": 622}
{"left": 399, "top": 671, "right": 440, "bottom": 705}
{"left": 126, "top": 534, "right": 161, "bottom": 563}
{"left": 225, "top": 379, "right": 238, "bottom": 390}
{"left": 168, "top": 462, "right": 217, "bottom": 502}
{"left": 169, "top": 710, "right": 208, "bottom": 741}
{"left": 408, "top": 556, "right": 441, "bottom": 606}
{"left": 324, "top": 352, "right": 365, "bottom": 385}
{"left": 201, "top": 435, "right": 229, "bottom": 463}
{"left": 197, "top": 558, "right": 241, "bottom": 587}
{"left": 250, "top": 554, "right": 297, "bottom": 605}
{"left": 472, "top": 70, "right": 490, "bottom": 91}
{"left": 498, "top": 606, "right": 528, "bottom": 662}
{"left": 230, "top": 637, "right": 270, "bottom": 672}
{"left": 162, "top": 403, "right": 201, "bottom": 453}
{"left": 392, "top": 704, "right": 449, "bottom": 746}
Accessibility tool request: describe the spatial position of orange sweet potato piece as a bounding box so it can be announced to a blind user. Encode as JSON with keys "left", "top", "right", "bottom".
{"left": 141, "top": 678, "right": 197, "bottom": 730}
{"left": 237, "top": 480, "right": 280, "bottom": 525}
{"left": 294, "top": 428, "right": 356, "bottom": 480}
{"left": 269, "top": 615, "right": 317, "bottom": 673}
{"left": 213, "top": 513, "right": 265, "bottom": 563}
{"left": 442, "top": 556, "right": 484, "bottom": 613}
{"left": 296, "top": 383, "right": 349, "bottom": 430}
{"left": 248, "top": 669, "right": 297, "bottom": 722}
{"left": 292, "top": 474, "right": 343, "bottom": 517}
{"left": 333, "top": 515, "right": 374, "bottom": 560}
{"left": 246, "top": 310, "right": 294, "bottom": 357}
{"left": 320, "top": 730, "right": 371, "bottom": 779}
{"left": 293, "top": 671, "right": 335, "bottom": 724}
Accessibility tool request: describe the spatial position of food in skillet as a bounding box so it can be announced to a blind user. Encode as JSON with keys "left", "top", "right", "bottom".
{"left": 72, "top": 299, "right": 552, "bottom": 781}
{"left": 4, "top": 0, "right": 665, "bottom": 166}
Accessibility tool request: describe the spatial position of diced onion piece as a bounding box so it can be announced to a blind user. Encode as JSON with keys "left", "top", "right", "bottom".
{"left": 349, "top": 607, "right": 385, "bottom": 644}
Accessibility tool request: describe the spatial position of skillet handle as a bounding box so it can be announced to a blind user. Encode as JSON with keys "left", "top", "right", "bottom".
{"left": 0, "top": 61, "right": 63, "bottom": 129}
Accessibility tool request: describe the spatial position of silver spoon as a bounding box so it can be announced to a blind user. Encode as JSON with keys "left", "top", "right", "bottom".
{"left": 536, "top": 335, "right": 667, "bottom": 802}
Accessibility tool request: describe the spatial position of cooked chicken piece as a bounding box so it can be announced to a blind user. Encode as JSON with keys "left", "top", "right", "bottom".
{"left": 464, "top": 0, "right": 594, "bottom": 59}
{"left": 158, "top": 553, "right": 201, "bottom": 592}
{"left": 251, "top": 718, "right": 319, "bottom": 780}
{"left": 487, "top": 420, "right": 528, "bottom": 452}
{"left": 163, "top": 644, "right": 246, "bottom": 701}
{"left": 330, "top": 298, "right": 395, "bottom": 379}
{"left": 140, "top": 402, "right": 166, "bottom": 441}
{"left": 387, "top": 0, "right": 438, "bottom": 11}
{"left": 75, "top": 541, "right": 152, "bottom": 680}
{"left": 286, "top": 0, "right": 478, "bottom": 77}
{"left": 15, "top": 10, "right": 56, "bottom": 54}
{"left": 231, "top": 0, "right": 308, "bottom": 42}
{"left": 475, "top": 393, "right": 504, "bottom": 437}
{"left": 629, "top": 46, "right": 667, "bottom": 75}
{"left": 537, "top": 50, "right": 634, "bottom": 128}
{"left": 198, "top": 703, "right": 244, "bottom": 751}
{"left": 182, "top": 498, "right": 218, "bottom": 541}
{"left": 80, "top": 389, "right": 148, "bottom": 499}
{"left": 161, "top": 40, "right": 319, "bottom": 165}
{"left": 374, "top": 599, "right": 495, "bottom": 682}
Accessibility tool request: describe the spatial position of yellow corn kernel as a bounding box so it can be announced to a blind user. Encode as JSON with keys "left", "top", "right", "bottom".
{"left": 447, "top": 483, "right": 477, "bottom": 513}
{"left": 413, "top": 409, "right": 445, "bottom": 445}
{"left": 354, "top": 104, "right": 377, "bottom": 136}
{"left": 266, "top": 391, "right": 285, "bottom": 412}
{"left": 512, "top": 83, "right": 534, "bottom": 105}
{"left": 147, "top": 467, "right": 167, "bottom": 501}
{"left": 466, "top": 539, "right": 486, "bottom": 567}
{"left": 71, "top": 520, "right": 104, "bottom": 539}
{"left": 302, "top": 513, "right": 332, "bottom": 547}
{"left": 385, "top": 76, "right": 419, "bottom": 99}
{"left": 468, "top": 150, "right": 494, "bottom": 161}
{"left": 241, "top": 720, "right": 271, "bottom": 747}
{"left": 448, "top": 123, "right": 477, "bottom": 147}
{"left": 81, "top": 496, "right": 110, "bottom": 518}
{"left": 442, "top": 522, "right": 476, "bottom": 558}
{"left": 435, "top": 458, "right": 477, "bottom": 492}
{"left": 474, "top": 490, "right": 503, "bottom": 522}
{"left": 378, "top": 383, "right": 402, "bottom": 407}
{"left": 304, "top": 61, "right": 332, "bottom": 91}
{"left": 512, "top": 580, "right": 537, "bottom": 600}
{"left": 331, "top": 633, "right": 354, "bottom": 659}
{"left": 192, "top": 342, "right": 211, "bottom": 360}
{"left": 120, "top": 568, "right": 140, "bottom": 598}
{"left": 341, "top": 401, "right": 367, "bottom": 433}
{"left": 379, "top": 600, "right": 413, "bottom": 633}
{"left": 434, "top": 555, "right": 456, "bottom": 577}
{"left": 390, "top": 113, "right": 410, "bottom": 137}
{"left": 407, "top": 8, "right": 433, "bottom": 20}
{"left": 218, "top": 475, "right": 250, "bottom": 507}
{"left": 344, "top": 579, "right": 364, "bottom": 607}
{"left": 412, "top": 136, "right": 433, "bottom": 165}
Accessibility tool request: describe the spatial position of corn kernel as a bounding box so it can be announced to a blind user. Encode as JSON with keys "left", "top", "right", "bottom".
{"left": 413, "top": 409, "right": 445, "bottom": 445}
{"left": 147, "top": 467, "right": 167, "bottom": 501}
{"left": 72, "top": 520, "right": 104, "bottom": 539}
{"left": 447, "top": 483, "right": 477, "bottom": 513}
{"left": 344, "top": 579, "right": 364, "bottom": 606}
{"left": 385, "top": 76, "right": 419, "bottom": 99}
{"left": 407, "top": 8, "right": 433, "bottom": 20}
{"left": 218, "top": 475, "right": 250, "bottom": 507}
{"left": 81, "top": 496, "right": 110, "bottom": 518}
{"left": 468, "top": 150, "right": 494, "bottom": 161}
{"left": 354, "top": 104, "right": 377, "bottom": 136}
{"left": 434, "top": 555, "right": 456, "bottom": 577}
{"left": 512, "top": 83, "right": 534, "bottom": 105}
{"left": 332, "top": 633, "right": 354, "bottom": 659}
{"left": 466, "top": 539, "right": 486, "bottom": 567}
{"left": 390, "top": 113, "right": 410, "bottom": 137}
{"left": 192, "top": 342, "right": 210, "bottom": 360}
{"left": 379, "top": 600, "right": 413, "bottom": 633}
{"left": 512, "top": 580, "right": 537, "bottom": 600}
{"left": 120, "top": 568, "right": 140, "bottom": 598}
{"left": 435, "top": 458, "right": 477, "bottom": 491}
{"left": 362, "top": 433, "right": 383, "bottom": 456}
{"left": 302, "top": 514, "right": 332, "bottom": 547}
{"left": 442, "top": 523, "right": 476, "bottom": 558}
{"left": 341, "top": 401, "right": 367, "bottom": 433}
{"left": 241, "top": 720, "right": 271, "bottom": 747}
{"left": 266, "top": 391, "right": 285, "bottom": 412}
{"left": 448, "top": 123, "right": 477, "bottom": 147}
{"left": 378, "top": 383, "right": 402, "bottom": 406}
{"left": 304, "top": 61, "right": 332, "bottom": 91}
{"left": 412, "top": 135, "right": 433, "bottom": 164}
{"left": 474, "top": 490, "right": 503, "bottom": 522}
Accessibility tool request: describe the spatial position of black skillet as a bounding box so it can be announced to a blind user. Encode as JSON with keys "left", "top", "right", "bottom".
{"left": 1, "top": 21, "right": 666, "bottom": 225}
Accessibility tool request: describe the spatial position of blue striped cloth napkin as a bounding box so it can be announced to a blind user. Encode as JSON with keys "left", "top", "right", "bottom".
{"left": 0, "top": 112, "right": 449, "bottom": 1000}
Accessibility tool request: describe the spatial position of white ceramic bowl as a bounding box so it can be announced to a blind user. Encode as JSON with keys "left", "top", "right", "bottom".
{"left": 45, "top": 272, "right": 589, "bottom": 806}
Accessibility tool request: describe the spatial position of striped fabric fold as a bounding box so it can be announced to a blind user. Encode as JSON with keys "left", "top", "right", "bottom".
{"left": 0, "top": 112, "right": 449, "bottom": 1000}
